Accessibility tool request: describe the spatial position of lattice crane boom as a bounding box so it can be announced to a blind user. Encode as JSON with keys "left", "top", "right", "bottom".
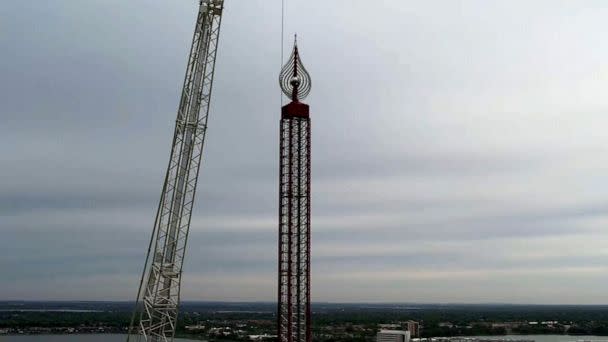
{"left": 127, "top": 1, "right": 224, "bottom": 342}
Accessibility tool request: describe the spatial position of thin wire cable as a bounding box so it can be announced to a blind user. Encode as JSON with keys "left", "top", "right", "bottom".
{"left": 281, "top": 0, "right": 285, "bottom": 106}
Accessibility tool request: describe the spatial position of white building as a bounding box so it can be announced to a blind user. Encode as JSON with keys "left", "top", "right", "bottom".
{"left": 248, "top": 334, "right": 276, "bottom": 341}
{"left": 377, "top": 329, "right": 411, "bottom": 342}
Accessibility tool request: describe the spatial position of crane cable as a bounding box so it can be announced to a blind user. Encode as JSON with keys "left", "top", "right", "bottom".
{"left": 280, "top": 0, "right": 285, "bottom": 106}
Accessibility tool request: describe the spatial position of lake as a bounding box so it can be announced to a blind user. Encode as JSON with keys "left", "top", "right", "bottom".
{"left": 473, "top": 336, "right": 608, "bottom": 342}
{"left": 1, "top": 335, "right": 201, "bottom": 342}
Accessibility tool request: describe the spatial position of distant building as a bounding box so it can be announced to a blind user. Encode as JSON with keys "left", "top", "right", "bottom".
{"left": 249, "top": 334, "right": 276, "bottom": 341}
{"left": 379, "top": 324, "right": 402, "bottom": 329}
{"left": 184, "top": 324, "right": 205, "bottom": 332}
{"left": 377, "top": 329, "right": 411, "bottom": 342}
{"left": 406, "top": 321, "right": 420, "bottom": 337}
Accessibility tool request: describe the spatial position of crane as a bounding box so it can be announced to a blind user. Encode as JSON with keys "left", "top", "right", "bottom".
{"left": 127, "top": 1, "right": 224, "bottom": 342}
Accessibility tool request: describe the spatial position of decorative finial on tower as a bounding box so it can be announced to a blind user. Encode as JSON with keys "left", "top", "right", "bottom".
{"left": 279, "top": 37, "right": 311, "bottom": 102}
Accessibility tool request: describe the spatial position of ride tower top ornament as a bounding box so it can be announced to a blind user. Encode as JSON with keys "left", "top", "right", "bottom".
{"left": 279, "top": 37, "right": 312, "bottom": 102}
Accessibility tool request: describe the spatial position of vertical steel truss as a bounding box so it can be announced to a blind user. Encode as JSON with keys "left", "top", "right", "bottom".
{"left": 278, "top": 115, "right": 311, "bottom": 342}
{"left": 127, "top": 2, "right": 224, "bottom": 342}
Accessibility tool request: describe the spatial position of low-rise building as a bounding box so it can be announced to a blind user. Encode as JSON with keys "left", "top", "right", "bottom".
{"left": 406, "top": 320, "right": 420, "bottom": 337}
{"left": 249, "top": 334, "right": 277, "bottom": 341}
{"left": 377, "top": 329, "right": 411, "bottom": 342}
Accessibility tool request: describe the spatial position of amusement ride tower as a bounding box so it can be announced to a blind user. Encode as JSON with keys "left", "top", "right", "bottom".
{"left": 277, "top": 39, "right": 313, "bottom": 342}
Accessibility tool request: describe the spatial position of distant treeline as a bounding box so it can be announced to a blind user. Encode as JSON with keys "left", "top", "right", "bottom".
{"left": 5, "top": 302, "right": 608, "bottom": 337}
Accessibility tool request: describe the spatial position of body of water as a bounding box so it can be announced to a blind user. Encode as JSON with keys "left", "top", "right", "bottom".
{"left": 1, "top": 335, "right": 201, "bottom": 342}
{"left": 473, "top": 336, "right": 608, "bottom": 342}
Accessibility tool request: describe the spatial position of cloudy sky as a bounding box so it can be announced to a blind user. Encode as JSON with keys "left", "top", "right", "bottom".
{"left": 2, "top": 0, "right": 608, "bottom": 304}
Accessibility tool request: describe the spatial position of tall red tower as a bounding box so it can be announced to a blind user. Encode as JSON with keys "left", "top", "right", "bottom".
{"left": 277, "top": 39, "right": 312, "bottom": 342}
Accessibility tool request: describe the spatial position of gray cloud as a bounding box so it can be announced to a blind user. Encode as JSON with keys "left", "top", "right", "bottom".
{"left": 2, "top": 0, "right": 608, "bottom": 304}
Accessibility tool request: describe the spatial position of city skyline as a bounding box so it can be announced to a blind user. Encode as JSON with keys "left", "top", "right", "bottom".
{"left": 2, "top": 0, "right": 608, "bottom": 304}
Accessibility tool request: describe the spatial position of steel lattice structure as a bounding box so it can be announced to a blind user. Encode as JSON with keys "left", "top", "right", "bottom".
{"left": 127, "top": 1, "right": 224, "bottom": 342}
{"left": 278, "top": 40, "right": 312, "bottom": 342}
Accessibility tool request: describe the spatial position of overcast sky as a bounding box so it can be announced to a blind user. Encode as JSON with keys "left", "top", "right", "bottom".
{"left": 2, "top": 0, "right": 608, "bottom": 304}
